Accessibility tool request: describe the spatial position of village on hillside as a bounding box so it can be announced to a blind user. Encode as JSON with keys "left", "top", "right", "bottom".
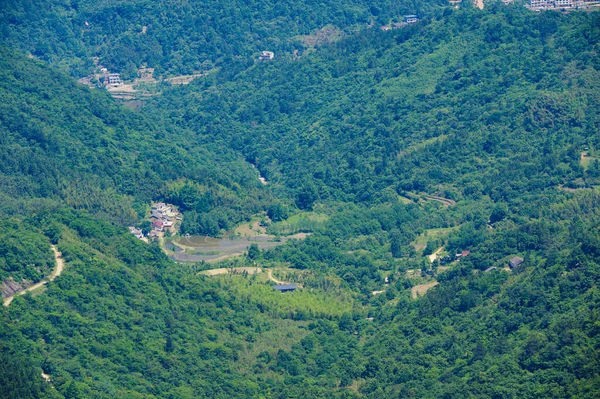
{"left": 129, "top": 202, "right": 182, "bottom": 242}
{"left": 449, "top": 0, "right": 600, "bottom": 10}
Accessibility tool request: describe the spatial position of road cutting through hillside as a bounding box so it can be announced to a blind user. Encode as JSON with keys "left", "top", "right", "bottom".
{"left": 3, "top": 245, "right": 64, "bottom": 307}
{"left": 267, "top": 269, "right": 286, "bottom": 284}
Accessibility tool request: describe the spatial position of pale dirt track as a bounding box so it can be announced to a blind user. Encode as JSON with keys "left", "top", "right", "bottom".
{"left": 267, "top": 269, "right": 286, "bottom": 284}
{"left": 200, "top": 266, "right": 262, "bottom": 276}
{"left": 3, "top": 245, "right": 64, "bottom": 307}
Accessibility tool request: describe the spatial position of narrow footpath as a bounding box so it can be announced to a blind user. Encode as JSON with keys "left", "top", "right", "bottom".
{"left": 3, "top": 245, "right": 64, "bottom": 307}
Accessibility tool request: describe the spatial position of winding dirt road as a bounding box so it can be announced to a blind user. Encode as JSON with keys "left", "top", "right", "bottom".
{"left": 267, "top": 269, "right": 286, "bottom": 284}
{"left": 3, "top": 245, "right": 64, "bottom": 307}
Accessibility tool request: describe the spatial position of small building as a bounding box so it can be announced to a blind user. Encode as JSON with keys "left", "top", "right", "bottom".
{"left": 152, "top": 220, "right": 164, "bottom": 231}
{"left": 152, "top": 202, "right": 168, "bottom": 211}
{"left": 128, "top": 227, "right": 144, "bottom": 240}
{"left": 484, "top": 266, "right": 497, "bottom": 273}
{"left": 404, "top": 15, "right": 419, "bottom": 24}
{"left": 259, "top": 51, "right": 275, "bottom": 61}
{"left": 554, "top": 0, "right": 573, "bottom": 7}
{"left": 461, "top": 250, "right": 470, "bottom": 257}
{"left": 107, "top": 73, "right": 122, "bottom": 86}
{"left": 509, "top": 256, "right": 524, "bottom": 269}
{"left": 273, "top": 284, "right": 297, "bottom": 293}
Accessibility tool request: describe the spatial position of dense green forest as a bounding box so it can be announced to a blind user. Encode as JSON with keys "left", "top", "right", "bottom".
{"left": 0, "top": 45, "right": 269, "bottom": 229}
{"left": 0, "top": 0, "right": 446, "bottom": 77}
{"left": 150, "top": 5, "right": 600, "bottom": 206}
{"left": 1, "top": 2, "right": 600, "bottom": 399}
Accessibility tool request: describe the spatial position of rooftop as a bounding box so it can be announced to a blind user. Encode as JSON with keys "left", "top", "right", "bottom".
{"left": 273, "top": 284, "right": 297, "bottom": 291}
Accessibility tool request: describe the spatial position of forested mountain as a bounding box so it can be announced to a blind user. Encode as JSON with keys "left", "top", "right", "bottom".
{"left": 1, "top": 2, "right": 600, "bottom": 399}
{"left": 0, "top": 45, "right": 266, "bottom": 227}
{"left": 0, "top": 0, "right": 446, "bottom": 77}
{"left": 150, "top": 5, "right": 600, "bottom": 208}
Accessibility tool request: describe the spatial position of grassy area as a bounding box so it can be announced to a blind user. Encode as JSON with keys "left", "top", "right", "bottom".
{"left": 411, "top": 227, "right": 457, "bottom": 247}
{"left": 398, "top": 195, "right": 413, "bottom": 204}
{"left": 396, "top": 135, "right": 449, "bottom": 159}
{"left": 236, "top": 318, "right": 311, "bottom": 374}
{"left": 267, "top": 211, "right": 328, "bottom": 236}
{"left": 220, "top": 276, "right": 354, "bottom": 318}
{"left": 581, "top": 152, "right": 596, "bottom": 171}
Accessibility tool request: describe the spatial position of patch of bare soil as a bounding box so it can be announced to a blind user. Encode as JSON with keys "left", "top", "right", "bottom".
{"left": 298, "top": 25, "right": 345, "bottom": 48}
{"left": 411, "top": 281, "right": 439, "bottom": 299}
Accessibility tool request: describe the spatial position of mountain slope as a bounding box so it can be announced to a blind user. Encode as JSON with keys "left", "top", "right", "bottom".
{"left": 0, "top": 45, "right": 265, "bottom": 226}
{"left": 0, "top": 0, "right": 447, "bottom": 77}
{"left": 150, "top": 6, "right": 600, "bottom": 207}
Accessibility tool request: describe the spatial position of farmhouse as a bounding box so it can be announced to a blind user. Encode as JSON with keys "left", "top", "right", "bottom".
{"left": 404, "top": 15, "right": 419, "bottom": 24}
{"left": 509, "top": 256, "right": 524, "bottom": 269}
{"left": 259, "top": 51, "right": 275, "bottom": 61}
{"left": 273, "top": 284, "right": 297, "bottom": 293}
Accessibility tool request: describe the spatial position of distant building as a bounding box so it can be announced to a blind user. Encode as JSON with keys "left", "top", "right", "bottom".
{"left": 107, "top": 73, "right": 122, "bottom": 86}
{"left": 404, "top": 15, "right": 419, "bottom": 24}
{"left": 152, "top": 220, "right": 164, "bottom": 232}
{"left": 484, "top": 266, "right": 497, "bottom": 273}
{"left": 509, "top": 256, "right": 524, "bottom": 269}
{"left": 128, "top": 227, "right": 144, "bottom": 240}
{"left": 530, "top": 0, "right": 551, "bottom": 6}
{"left": 528, "top": 0, "right": 592, "bottom": 8}
{"left": 259, "top": 51, "right": 275, "bottom": 61}
{"left": 555, "top": 0, "right": 574, "bottom": 6}
{"left": 273, "top": 284, "right": 297, "bottom": 293}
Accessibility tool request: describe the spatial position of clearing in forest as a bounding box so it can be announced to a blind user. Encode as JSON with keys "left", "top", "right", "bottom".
{"left": 411, "top": 227, "right": 457, "bottom": 251}
{"left": 412, "top": 281, "right": 439, "bottom": 299}
{"left": 581, "top": 152, "right": 596, "bottom": 171}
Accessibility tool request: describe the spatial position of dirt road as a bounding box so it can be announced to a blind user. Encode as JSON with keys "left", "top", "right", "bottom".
{"left": 267, "top": 269, "right": 286, "bottom": 284}
{"left": 200, "top": 266, "right": 262, "bottom": 276}
{"left": 3, "top": 245, "right": 64, "bottom": 307}
{"left": 428, "top": 247, "right": 444, "bottom": 263}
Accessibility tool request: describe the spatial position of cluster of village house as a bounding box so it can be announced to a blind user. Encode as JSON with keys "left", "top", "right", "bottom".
{"left": 129, "top": 203, "right": 182, "bottom": 241}
{"left": 448, "top": 0, "right": 599, "bottom": 9}
{"left": 527, "top": 0, "right": 599, "bottom": 9}
{"left": 436, "top": 250, "right": 524, "bottom": 273}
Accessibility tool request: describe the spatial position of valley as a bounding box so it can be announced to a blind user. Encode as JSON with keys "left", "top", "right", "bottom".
{"left": 0, "top": 2, "right": 599, "bottom": 399}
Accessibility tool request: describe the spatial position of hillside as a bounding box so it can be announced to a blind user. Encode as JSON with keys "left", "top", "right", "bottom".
{"left": 0, "top": 3, "right": 599, "bottom": 399}
{"left": 0, "top": 45, "right": 267, "bottom": 225}
{"left": 0, "top": 0, "right": 447, "bottom": 77}
{"left": 150, "top": 5, "right": 600, "bottom": 207}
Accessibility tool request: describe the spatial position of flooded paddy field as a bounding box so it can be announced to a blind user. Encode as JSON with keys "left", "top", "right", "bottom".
{"left": 164, "top": 233, "right": 308, "bottom": 263}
